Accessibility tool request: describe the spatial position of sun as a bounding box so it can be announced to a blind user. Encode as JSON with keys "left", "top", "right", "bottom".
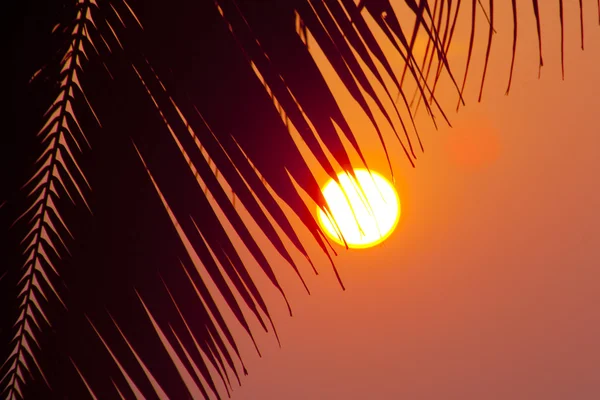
{"left": 317, "top": 169, "right": 401, "bottom": 248}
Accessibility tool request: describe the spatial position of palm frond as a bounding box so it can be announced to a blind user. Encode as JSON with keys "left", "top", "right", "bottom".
{"left": 2, "top": 1, "right": 97, "bottom": 398}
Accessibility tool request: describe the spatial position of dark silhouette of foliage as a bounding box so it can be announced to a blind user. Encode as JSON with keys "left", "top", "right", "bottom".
{"left": 1, "top": 0, "right": 597, "bottom": 398}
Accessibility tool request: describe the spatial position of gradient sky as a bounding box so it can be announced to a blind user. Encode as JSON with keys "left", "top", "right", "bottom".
{"left": 203, "top": 2, "right": 600, "bottom": 399}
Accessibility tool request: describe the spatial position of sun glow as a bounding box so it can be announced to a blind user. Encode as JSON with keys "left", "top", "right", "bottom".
{"left": 317, "top": 169, "right": 401, "bottom": 249}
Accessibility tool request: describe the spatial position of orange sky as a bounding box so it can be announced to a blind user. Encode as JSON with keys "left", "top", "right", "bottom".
{"left": 203, "top": 2, "right": 600, "bottom": 399}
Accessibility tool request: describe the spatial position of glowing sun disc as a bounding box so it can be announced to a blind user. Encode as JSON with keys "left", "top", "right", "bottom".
{"left": 317, "top": 169, "right": 401, "bottom": 248}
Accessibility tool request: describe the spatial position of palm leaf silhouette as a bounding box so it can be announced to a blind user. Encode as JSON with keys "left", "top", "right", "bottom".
{"left": 1, "top": 0, "right": 597, "bottom": 398}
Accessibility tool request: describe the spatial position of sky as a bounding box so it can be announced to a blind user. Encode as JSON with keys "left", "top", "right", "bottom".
{"left": 203, "top": 1, "right": 600, "bottom": 399}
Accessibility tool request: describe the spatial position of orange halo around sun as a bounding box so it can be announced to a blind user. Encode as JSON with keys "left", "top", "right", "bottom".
{"left": 317, "top": 169, "right": 401, "bottom": 249}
